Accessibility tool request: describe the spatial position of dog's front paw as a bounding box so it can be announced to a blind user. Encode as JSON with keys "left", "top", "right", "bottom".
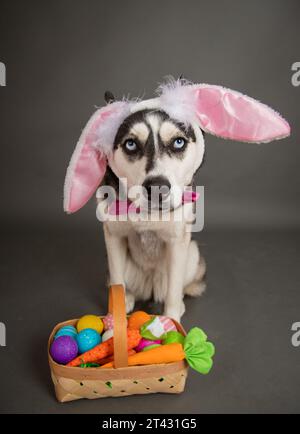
{"left": 164, "top": 301, "right": 185, "bottom": 322}
{"left": 125, "top": 292, "right": 135, "bottom": 314}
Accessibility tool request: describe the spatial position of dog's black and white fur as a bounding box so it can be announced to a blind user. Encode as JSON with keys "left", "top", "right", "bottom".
{"left": 96, "top": 105, "right": 206, "bottom": 321}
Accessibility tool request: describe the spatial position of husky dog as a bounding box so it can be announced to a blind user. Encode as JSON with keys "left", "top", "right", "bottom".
{"left": 64, "top": 78, "right": 290, "bottom": 321}
{"left": 97, "top": 106, "right": 206, "bottom": 320}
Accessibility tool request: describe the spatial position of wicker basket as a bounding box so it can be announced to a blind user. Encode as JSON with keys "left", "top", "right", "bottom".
{"left": 48, "top": 285, "right": 189, "bottom": 402}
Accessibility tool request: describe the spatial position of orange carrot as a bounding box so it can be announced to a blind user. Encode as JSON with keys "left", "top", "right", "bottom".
{"left": 101, "top": 343, "right": 185, "bottom": 368}
{"left": 99, "top": 327, "right": 215, "bottom": 375}
{"left": 67, "top": 329, "right": 141, "bottom": 367}
{"left": 95, "top": 349, "right": 136, "bottom": 366}
{"left": 128, "top": 311, "right": 152, "bottom": 330}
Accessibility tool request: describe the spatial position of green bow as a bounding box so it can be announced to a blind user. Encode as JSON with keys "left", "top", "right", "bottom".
{"left": 183, "top": 327, "right": 215, "bottom": 375}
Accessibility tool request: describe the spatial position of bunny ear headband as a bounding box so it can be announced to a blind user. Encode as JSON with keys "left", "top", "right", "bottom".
{"left": 64, "top": 79, "right": 290, "bottom": 214}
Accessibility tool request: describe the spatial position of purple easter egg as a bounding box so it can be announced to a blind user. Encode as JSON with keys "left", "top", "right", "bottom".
{"left": 135, "top": 338, "right": 161, "bottom": 352}
{"left": 50, "top": 335, "right": 78, "bottom": 365}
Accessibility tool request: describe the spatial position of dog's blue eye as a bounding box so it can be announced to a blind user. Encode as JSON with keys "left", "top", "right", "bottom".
{"left": 173, "top": 138, "right": 186, "bottom": 149}
{"left": 124, "top": 139, "right": 137, "bottom": 152}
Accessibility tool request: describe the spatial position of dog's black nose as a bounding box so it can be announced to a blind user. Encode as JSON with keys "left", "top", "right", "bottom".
{"left": 142, "top": 176, "right": 171, "bottom": 202}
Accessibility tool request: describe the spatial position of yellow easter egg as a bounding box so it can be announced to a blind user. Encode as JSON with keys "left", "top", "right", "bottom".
{"left": 77, "top": 315, "right": 104, "bottom": 334}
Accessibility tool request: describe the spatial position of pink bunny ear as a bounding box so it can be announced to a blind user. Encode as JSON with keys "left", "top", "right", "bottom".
{"left": 192, "top": 84, "right": 290, "bottom": 143}
{"left": 64, "top": 101, "right": 130, "bottom": 213}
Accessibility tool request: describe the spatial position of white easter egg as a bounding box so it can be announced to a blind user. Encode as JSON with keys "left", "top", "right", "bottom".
{"left": 102, "top": 329, "right": 114, "bottom": 342}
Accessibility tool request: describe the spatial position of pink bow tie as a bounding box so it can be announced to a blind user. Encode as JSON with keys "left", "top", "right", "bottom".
{"left": 108, "top": 191, "right": 200, "bottom": 215}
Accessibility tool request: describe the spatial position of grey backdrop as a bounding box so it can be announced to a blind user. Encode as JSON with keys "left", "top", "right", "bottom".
{"left": 0, "top": 0, "right": 299, "bottom": 414}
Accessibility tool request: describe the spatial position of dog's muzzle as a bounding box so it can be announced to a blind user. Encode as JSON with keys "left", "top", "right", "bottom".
{"left": 142, "top": 176, "right": 171, "bottom": 207}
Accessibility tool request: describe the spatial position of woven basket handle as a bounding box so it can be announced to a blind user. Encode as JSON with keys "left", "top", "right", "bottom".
{"left": 108, "top": 285, "right": 128, "bottom": 368}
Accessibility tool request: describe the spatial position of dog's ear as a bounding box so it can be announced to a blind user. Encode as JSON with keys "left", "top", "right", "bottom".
{"left": 104, "top": 90, "right": 115, "bottom": 104}
{"left": 64, "top": 101, "right": 131, "bottom": 213}
{"left": 191, "top": 84, "right": 290, "bottom": 143}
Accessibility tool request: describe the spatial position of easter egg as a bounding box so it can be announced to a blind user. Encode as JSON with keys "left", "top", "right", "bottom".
{"left": 140, "top": 316, "right": 177, "bottom": 340}
{"left": 54, "top": 325, "right": 77, "bottom": 340}
{"left": 102, "top": 313, "right": 114, "bottom": 330}
{"left": 135, "top": 338, "right": 161, "bottom": 352}
{"left": 162, "top": 331, "right": 184, "bottom": 345}
{"left": 76, "top": 328, "right": 101, "bottom": 354}
{"left": 128, "top": 311, "right": 152, "bottom": 330}
{"left": 102, "top": 313, "right": 128, "bottom": 331}
{"left": 102, "top": 329, "right": 114, "bottom": 342}
{"left": 50, "top": 335, "right": 78, "bottom": 365}
{"left": 77, "top": 315, "right": 104, "bottom": 334}
{"left": 158, "top": 316, "right": 177, "bottom": 332}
